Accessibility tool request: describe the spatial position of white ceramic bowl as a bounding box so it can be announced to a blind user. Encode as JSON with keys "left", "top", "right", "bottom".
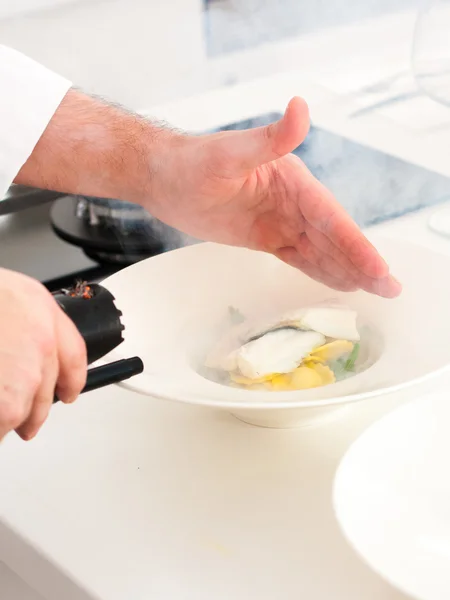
{"left": 333, "top": 390, "right": 450, "bottom": 600}
{"left": 101, "top": 234, "right": 450, "bottom": 428}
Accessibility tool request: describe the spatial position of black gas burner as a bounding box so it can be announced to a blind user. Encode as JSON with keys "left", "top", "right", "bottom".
{"left": 83, "top": 249, "right": 153, "bottom": 265}
{"left": 50, "top": 196, "right": 169, "bottom": 266}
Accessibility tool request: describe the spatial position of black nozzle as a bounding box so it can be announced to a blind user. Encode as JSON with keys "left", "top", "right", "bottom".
{"left": 52, "top": 283, "right": 124, "bottom": 364}
{"left": 53, "top": 357, "right": 144, "bottom": 403}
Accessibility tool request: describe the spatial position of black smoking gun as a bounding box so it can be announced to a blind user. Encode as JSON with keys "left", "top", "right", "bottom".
{"left": 52, "top": 282, "right": 143, "bottom": 403}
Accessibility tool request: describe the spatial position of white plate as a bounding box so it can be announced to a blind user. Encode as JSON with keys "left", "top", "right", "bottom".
{"left": 334, "top": 390, "right": 450, "bottom": 600}
{"left": 101, "top": 235, "right": 450, "bottom": 428}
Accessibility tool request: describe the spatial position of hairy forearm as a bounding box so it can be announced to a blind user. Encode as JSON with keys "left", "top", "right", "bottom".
{"left": 15, "top": 88, "right": 175, "bottom": 205}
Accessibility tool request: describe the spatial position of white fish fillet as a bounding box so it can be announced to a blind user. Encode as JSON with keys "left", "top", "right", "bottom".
{"left": 204, "top": 301, "right": 359, "bottom": 374}
{"left": 245, "top": 303, "right": 360, "bottom": 342}
{"left": 236, "top": 329, "right": 326, "bottom": 379}
{"left": 298, "top": 306, "right": 360, "bottom": 341}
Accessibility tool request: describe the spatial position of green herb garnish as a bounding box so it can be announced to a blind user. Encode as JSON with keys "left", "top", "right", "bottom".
{"left": 344, "top": 343, "right": 360, "bottom": 372}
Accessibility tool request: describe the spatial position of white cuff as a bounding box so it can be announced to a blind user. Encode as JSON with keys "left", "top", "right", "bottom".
{"left": 0, "top": 45, "right": 72, "bottom": 200}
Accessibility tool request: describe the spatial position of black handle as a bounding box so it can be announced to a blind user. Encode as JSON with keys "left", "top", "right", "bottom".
{"left": 53, "top": 357, "right": 144, "bottom": 403}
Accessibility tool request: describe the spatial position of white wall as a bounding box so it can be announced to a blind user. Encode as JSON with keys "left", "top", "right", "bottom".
{"left": 0, "top": 0, "right": 85, "bottom": 20}
{"left": 0, "top": 0, "right": 207, "bottom": 109}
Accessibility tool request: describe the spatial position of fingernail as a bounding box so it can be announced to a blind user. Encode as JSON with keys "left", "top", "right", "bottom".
{"left": 389, "top": 275, "right": 403, "bottom": 294}
{"left": 55, "top": 387, "right": 77, "bottom": 404}
{"left": 16, "top": 428, "right": 36, "bottom": 442}
{"left": 381, "top": 276, "right": 402, "bottom": 298}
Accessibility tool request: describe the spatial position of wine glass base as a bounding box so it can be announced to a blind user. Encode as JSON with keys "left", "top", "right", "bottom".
{"left": 428, "top": 205, "right": 450, "bottom": 237}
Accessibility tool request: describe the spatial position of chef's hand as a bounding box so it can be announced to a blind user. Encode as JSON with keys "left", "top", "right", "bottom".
{"left": 149, "top": 97, "right": 401, "bottom": 297}
{"left": 16, "top": 90, "right": 401, "bottom": 297}
{"left": 0, "top": 269, "right": 87, "bottom": 441}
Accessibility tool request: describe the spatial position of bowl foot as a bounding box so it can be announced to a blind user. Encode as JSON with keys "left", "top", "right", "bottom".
{"left": 229, "top": 405, "right": 349, "bottom": 429}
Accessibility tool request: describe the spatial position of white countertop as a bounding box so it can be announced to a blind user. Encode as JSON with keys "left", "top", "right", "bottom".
{"left": 3, "top": 9, "right": 450, "bottom": 600}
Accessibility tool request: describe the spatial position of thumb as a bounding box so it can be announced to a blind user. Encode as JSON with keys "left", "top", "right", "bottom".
{"left": 221, "top": 96, "right": 310, "bottom": 175}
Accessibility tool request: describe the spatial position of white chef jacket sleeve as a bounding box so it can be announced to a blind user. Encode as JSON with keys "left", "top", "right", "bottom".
{"left": 0, "top": 45, "right": 72, "bottom": 200}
